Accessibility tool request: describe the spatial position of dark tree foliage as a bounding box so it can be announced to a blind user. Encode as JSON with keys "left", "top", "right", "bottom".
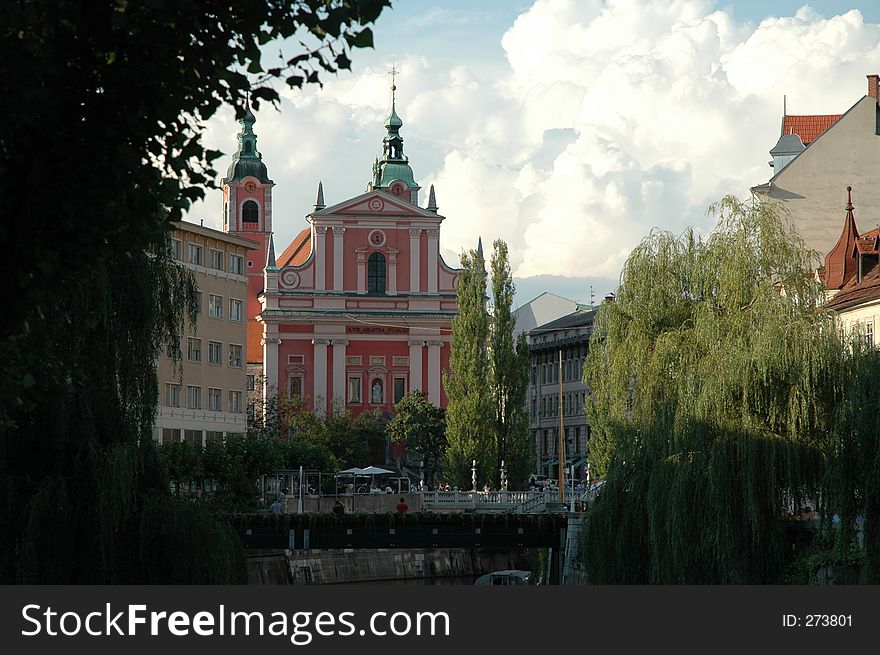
{"left": 0, "top": 0, "right": 388, "bottom": 582}
{"left": 387, "top": 391, "right": 447, "bottom": 486}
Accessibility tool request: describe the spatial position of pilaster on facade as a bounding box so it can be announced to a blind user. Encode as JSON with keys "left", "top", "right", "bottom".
{"left": 427, "top": 228, "right": 439, "bottom": 294}
{"left": 228, "top": 186, "right": 237, "bottom": 231}
{"left": 331, "top": 339, "right": 348, "bottom": 408}
{"left": 356, "top": 247, "right": 367, "bottom": 294}
{"left": 312, "top": 338, "right": 329, "bottom": 416}
{"left": 427, "top": 340, "right": 442, "bottom": 404}
{"left": 408, "top": 339, "right": 425, "bottom": 391}
{"left": 409, "top": 228, "right": 422, "bottom": 293}
{"left": 332, "top": 226, "right": 345, "bottom": 291}
{"left": 262, "top": 325, "right": 280, "bottom": 412}
{"left": 314, "top": 225, "right": 327, "bottom": 291}
{"left": 387, "top": 248, "right": 399, "bottom": 295}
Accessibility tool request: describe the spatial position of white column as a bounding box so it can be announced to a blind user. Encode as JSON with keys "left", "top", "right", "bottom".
{"left": 262, "top": 323, "right": 280, "bottom": 415}
{"left": 332, "top": 339, "right": 347, "bottom": 410}
{"left": 409, "top": 228, "right": 422, "bottom": 293}
{"left": 314, "top": 225, "right": 327, "bottom": 291}
{"left": 356, "top": 248, "right": 367, "bottom": 294}
{"left": 427, "top": 228, "right": 439, "bottom": 294}
{"left": 312, "top": 338, "right": 328, "bottom": 416}
{"left": 427, "top": 340, "right": 442, "bottom": 405}
{"left": 228, "top": 186, "right": 237, "bottom": 231}
{"left": 332, "top": 226, "right": 345, "bottom": 291}
{"left": 409, "top": 340, "right": 424, "bottom": 392}
{"left": 388, "top": 248, "right": 398, "bottom": 295}
{"left": 264, "top": 185, "right": 273, "bottom": 232}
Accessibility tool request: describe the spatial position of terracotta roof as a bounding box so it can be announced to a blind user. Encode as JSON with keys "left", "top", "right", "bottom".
{"left": 782, "top": 114, "right": 842, "bottom": 145}
{"left": 277, "top": 227, "right": 312, "bottom": 267}
{"left": 826, "top": 261, "right": 880, "bottom": 312}
{"left": 247, "top": 319, "right": 263, "bottom": 364}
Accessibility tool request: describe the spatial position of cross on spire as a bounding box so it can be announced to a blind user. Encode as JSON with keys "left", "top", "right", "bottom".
{"left": 389, "top": 63, "right": 398, "bottom": 106}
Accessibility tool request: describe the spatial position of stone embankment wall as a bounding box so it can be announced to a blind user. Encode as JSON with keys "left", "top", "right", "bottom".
{"left": 246, "top": 548, "right": 534, "bottom": 585}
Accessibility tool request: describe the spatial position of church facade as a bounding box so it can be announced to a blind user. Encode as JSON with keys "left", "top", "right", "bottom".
{"left": 223, "top": 85, "right": 459, "bottom": 417}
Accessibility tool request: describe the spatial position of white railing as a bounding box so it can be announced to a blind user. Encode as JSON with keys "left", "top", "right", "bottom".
{"left": 421, "top": 490, "right": 558, "bottom": 513}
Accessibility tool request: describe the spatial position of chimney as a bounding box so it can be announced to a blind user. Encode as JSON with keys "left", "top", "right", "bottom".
{"left": 868, "top": 74, "right": 879, "bottom": 101}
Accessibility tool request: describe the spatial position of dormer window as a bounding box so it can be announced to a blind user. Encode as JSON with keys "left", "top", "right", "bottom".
{"left": 242, "top": 200, "right": 259, "bottom": 223}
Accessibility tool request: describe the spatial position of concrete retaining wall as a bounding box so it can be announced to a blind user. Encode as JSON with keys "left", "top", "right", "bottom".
{"left": 246, "top": 548, "right": 535, "bottom": 585}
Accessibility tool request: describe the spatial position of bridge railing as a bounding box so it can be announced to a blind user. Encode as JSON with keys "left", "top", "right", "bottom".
{"left": 421, "top": 490, "right": 558, "bottom": 512}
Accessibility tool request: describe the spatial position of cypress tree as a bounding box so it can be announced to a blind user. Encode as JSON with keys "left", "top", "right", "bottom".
{"left": 489, "top": 240, "right": 531, "bottom": 489}
{"left": 444, "top": 249, "right": 493, "bottom": 488}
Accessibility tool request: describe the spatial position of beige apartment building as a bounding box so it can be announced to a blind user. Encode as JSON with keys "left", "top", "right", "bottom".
{"left": 154, "top": 221, "right": 256, "bottom": 445}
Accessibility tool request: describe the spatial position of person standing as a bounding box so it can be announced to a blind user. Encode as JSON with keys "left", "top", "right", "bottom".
{"left": 396, "top": 497, "right": 409, "bottom": 514}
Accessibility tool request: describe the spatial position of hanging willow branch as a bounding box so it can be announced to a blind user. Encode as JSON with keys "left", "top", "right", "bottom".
{"left": 582, "top": 196, "right": 865, "bottom": 584}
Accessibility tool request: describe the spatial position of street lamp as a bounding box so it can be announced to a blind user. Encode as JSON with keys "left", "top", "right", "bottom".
{"left": 471, "top": 459, "right": 477, "bottom": 492}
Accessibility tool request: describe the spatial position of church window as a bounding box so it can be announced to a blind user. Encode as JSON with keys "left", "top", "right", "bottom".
{"left": 393, "top": 377, "right": 406, "bottom": 404}
{"left": 242, "top": 200, "right": 259, "bottom": 223}
{"left": 368, "top": 252, "right": 386, "bottom": 294}
{"left": 288, "top": 377, "right": 303, "bottom": 400}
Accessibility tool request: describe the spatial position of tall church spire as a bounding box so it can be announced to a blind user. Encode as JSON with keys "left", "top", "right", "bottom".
{"left": 368, "top": 65, "right": 420, "bottom": 203}
{"left": 223, "top": 96, "right": 272, "bottom": 184}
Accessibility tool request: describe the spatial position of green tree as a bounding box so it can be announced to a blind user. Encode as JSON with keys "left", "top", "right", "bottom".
{"left": 444, "top": 249, "right": 494, "bottom": 488}
{"left": 387, "top": 391, "right": 447, "bottom": 487}
{"left": 489, "top": 240, "right": 532, "bottom": 489}
{"left": 1, "top": 0, "right": 389, "bottom": 583}
{"left": 583, "top": 196, "right": 850, "bottom": 583}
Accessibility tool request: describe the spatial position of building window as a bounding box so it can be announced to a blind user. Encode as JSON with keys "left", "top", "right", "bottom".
{"left": 288, "top": 377, "right": 303, "bottom": 399}
{"left": 183, "top": 429, "right": 202, "bottom": 445}
{"left": 370, "top": 377, "right": 384, "bottom": 404}
{"left": 208, "top": 387, "right": 223, "bottom": 411}
{"left": 209, "top": 248, "right": 224, "bottom": 271}
{"left": 195, "top": 291, "right": 202, "bottom": 314}
{"left": 242, "top": 200, "right": 259, "bottom": 223}
{"left": 228, "top": 344, "right": 243, "bottom": 367}
{"left": 208, "top": 341, "right": 223, "bottom": 365}
{"left": 187, "top": 338, "right": 202, "bottom": 362}
{"left": 186, "top": 385, "right": 202, "bottom": 410}
{"left": 164, "top": 383, "right": 181, "bottom": 407}
{"left": 393, "top": 377, "right": 406, "bottom": 404}
{"left": 866, "top": 322, "right": 874, "bottom": 349}
{"left": 531, "top": 399, "right": 536, "bottom": 419}
{"left": 229, "top": 298, "right": 243, "bottom": 322}
{"left": 229, "top": 254, "right": 244, "bottom": 275}
{"left": 205, "top": 431, "right": 224, "bottom": 444}
{"left": 246, "top": 374, "right": 255, "bottom": 391}
{"left": 165, "top": 341, "right": 181, "bottom": 359}
{"left": 209, "top": 294, "right": 223, "bottom": 318}
{"left": 229, "top": 390, "right": 243, "bottom": 413}
{"left": 246, "top": 404, "right": 255, "bottom": 421}
{"left": 170, "top": 238, "right": 182, "bottom": 261}
{"left": 575, "top": 426, "right": 581, "bottom": 454}
{"left": 188, "top": 243, "right": 202, "bottom": 266}
{"left": 543, "top": 430, "right": 548, "bottom": 455}
{"left": 349, "top": 377, "right": 362, "bottom": 404}
{"left": 367, "top": 252, "right": 386, "bottom": 294}
{"left": 161, "top": 427, "right": 181, "bottom": 444}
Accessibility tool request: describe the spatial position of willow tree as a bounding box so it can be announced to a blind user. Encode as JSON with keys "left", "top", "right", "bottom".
{"left": 583, "top": 196, "right": 850, "bottom": 584}
{"left": 444, "top": 249, "right": 494, "bottom": 488}
{"left": 1, "top": 0, "right": 388, "bottom": 583}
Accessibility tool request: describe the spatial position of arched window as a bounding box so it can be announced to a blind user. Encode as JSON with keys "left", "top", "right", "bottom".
{"left": 242, "top": 200, "right": 259, "bottom": 223}
{"left": 371, "top": 378, "right": 384, "bottom": 404}
{"left": 368, "top": 252, "right": 386, "bottom": 294}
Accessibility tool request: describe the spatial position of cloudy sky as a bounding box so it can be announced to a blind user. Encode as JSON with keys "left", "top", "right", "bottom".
{"left": 187, "top": 0, "right": 880, "bottom": 308}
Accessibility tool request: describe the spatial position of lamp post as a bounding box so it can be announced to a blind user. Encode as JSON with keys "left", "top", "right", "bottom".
{"left": 471, "top": 459, "right": 477, "bottom": 492}
{"left": 500, "top": 460, "right": 508, "bottom": 491}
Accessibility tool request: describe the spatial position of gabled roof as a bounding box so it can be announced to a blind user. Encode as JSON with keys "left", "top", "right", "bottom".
{"left": 277, "top": 227, "right": 312, "bottom": 268}
{"left": 533, "top": 307, "right": 597, "bottom": 332}
{"left": 782, "top": 114, "right": 842, "bottom": 145}
{"left": 311, "top": 188, "right": 443, "bottom": 220}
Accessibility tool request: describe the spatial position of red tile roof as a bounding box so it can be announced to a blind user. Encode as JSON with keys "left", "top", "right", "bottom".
{"left": 277, "top": 227, "right": 312, "bottom": 267}
{"left": 247, "top": 319, "right": 263, "bottom": 364}
{"left": 826, "top": 262, "right": 880, "bottom": 312}
{"left": 782, "top": 114, "right": 842, "bottom": 145}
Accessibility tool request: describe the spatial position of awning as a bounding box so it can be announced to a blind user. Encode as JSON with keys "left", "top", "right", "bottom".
{"left": 572, "top": 457, "right": 587, "bottom": 468}
{"left": 542, "top": 458, "right": 558, "bottom": 466}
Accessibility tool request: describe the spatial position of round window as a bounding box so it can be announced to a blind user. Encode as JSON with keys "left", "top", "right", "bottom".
{"left": 369, "top": 230, "right": 386, "bottom": 247}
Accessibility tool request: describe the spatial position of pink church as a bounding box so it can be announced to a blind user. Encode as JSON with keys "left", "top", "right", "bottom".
{"left": 222, "top": 86, "right": 459, "bottom": 417}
